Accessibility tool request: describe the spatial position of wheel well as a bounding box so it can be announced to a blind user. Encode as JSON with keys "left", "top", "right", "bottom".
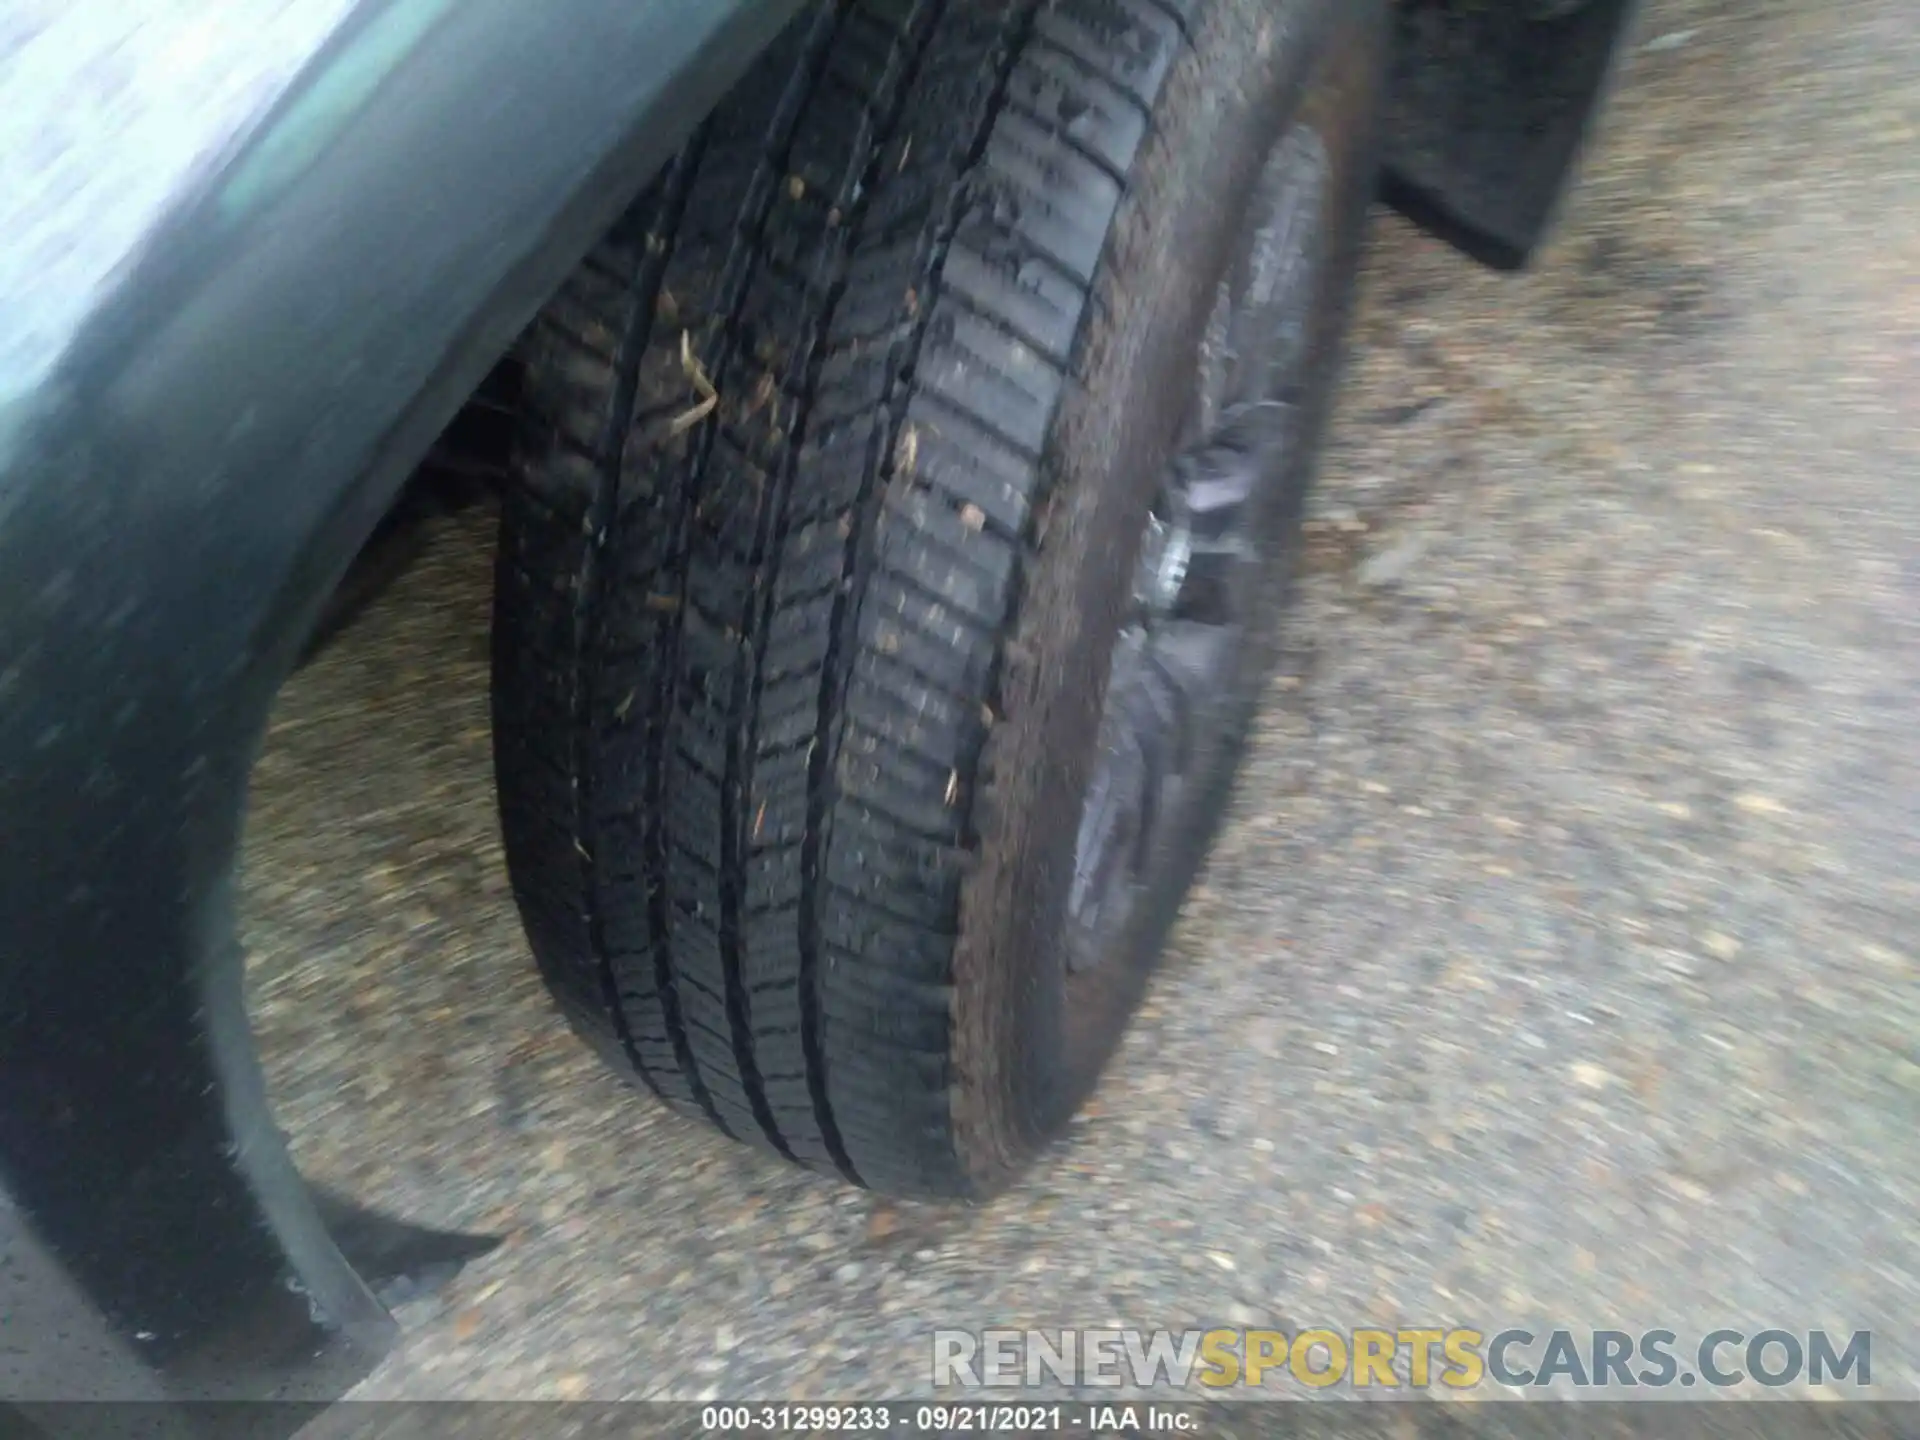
{"left": 304, "top": 357, "right": 522, "bottom": 665}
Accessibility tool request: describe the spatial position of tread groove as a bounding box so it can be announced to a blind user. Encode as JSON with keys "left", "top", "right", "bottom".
{"left": 566, "top": 141, "right": 706, "bottom": 1110}
{"left": 743, "top": 0, "right": 966, "bottom": 1185}
{"left": 644, "top": 0, "right": 859, "bottom": 1158}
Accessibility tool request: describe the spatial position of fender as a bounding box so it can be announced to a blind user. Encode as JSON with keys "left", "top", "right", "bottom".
{"left": 0, "top": 0, "right": 801, "bottom": 1411}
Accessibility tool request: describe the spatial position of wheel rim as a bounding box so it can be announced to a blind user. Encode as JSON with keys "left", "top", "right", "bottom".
{"left": 1066, "top": 115, "right": 1333, "bottom": 972}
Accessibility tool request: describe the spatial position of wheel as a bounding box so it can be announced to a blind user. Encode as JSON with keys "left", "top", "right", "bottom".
{"left": 491, "top": 0, "right": 1388, "bottom": 1199}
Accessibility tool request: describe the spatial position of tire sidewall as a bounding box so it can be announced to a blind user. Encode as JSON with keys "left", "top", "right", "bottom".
{"left": 950, "top": 0, "right": 1390, "bottom": 1194}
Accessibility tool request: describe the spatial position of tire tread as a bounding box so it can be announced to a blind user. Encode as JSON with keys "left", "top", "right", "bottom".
{"left": 495, "top": 0, "right": 1202, "bottom": 1194}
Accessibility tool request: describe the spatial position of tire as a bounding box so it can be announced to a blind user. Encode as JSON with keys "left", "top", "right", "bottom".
{"left": 492, "top": 0, "right": 1388, "bottom": 1199}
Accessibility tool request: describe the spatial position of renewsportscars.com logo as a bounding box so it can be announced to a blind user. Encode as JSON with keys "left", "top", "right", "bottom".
{"left": 930, "top": 1328, "right": 1873, "bottom": 1392}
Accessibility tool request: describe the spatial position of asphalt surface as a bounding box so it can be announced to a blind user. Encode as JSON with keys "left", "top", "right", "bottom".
{"left": 240, "top": 0, "right": 1919, "bottom": 1403}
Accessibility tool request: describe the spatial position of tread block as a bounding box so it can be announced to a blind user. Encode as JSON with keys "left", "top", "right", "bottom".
{"left": 912, "top": 306, "right": 1064, "bottom": 459}
{"left": 893, "top": 391, "right": 1037, "bottom": 536}
{"left": 1008, "top": 38, "right": 1152, "bottom": 174}
{"left": 841, "top": 657, "right": 986, "bottom": 774}
{"left": 869, "top": 517, "right": 1016, "bottom": 631}
{"left": 821, "top": 815, "right": 964, "bottom": 928}
{"left": 1034, "top": 0, "right": 1186, "bottom": 112}
{"left": 859, "top": 575, "right": 998, "bottom": 700}
{"left": 942, "top": 241, "right": 1089, "bottom": 366}
{"left": 969, "top": 109, "right": 1123, "bottom": 286}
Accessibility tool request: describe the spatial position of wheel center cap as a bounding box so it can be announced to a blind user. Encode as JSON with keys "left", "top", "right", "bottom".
{"left": 1064, "top": 117, "right": 1332, "bottom": 974}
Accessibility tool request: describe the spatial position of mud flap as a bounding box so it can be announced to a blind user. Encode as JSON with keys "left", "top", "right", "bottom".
{"left": 1381, "top": 0, "right": 1643, "bottom": 269}
{"left": 307, "top": 1185, "right": 501, "bottom": 1311}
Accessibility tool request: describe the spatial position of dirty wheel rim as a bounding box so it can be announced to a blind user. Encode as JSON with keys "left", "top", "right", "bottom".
{"left": 1066, "top": 116, "right": 1332, "bottom": 971}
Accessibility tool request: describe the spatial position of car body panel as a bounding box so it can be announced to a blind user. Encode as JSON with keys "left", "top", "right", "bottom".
{"left": 0, "top": 0, "right": 801, "bottom": 1407}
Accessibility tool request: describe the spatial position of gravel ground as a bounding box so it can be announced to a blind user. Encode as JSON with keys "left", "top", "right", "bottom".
{"left": 241, "top": 0, "right": 1918, "bottom": 1404}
